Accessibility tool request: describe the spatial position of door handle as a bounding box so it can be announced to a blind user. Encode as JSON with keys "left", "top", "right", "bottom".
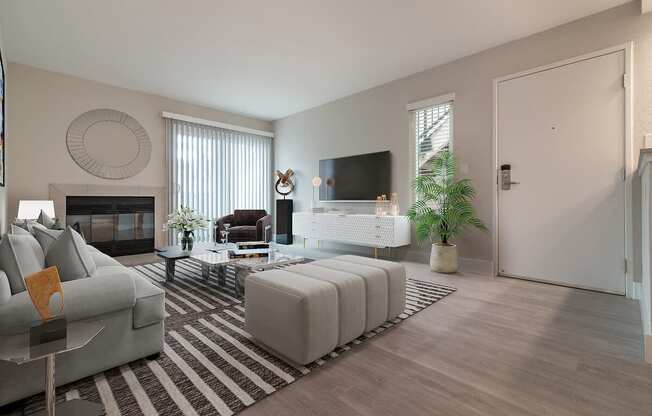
{"left": 500, "top": 164, "right": 519, "bottom": 190}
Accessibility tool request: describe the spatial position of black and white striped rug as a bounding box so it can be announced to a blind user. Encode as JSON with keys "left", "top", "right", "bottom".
{"left": 24, "top": 260, "right": 456, "bottom": 416}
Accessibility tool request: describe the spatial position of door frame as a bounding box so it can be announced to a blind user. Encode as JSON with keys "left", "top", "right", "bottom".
{"left": 492, "top": 42, "right": 634, "bottom": 297}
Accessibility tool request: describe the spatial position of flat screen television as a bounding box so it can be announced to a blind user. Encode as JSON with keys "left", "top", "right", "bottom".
{"left": 319, "top": 151, "right": 391, "bottom": 201}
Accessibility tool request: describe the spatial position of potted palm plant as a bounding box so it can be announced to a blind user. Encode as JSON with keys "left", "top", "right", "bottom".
{"left": 407, "top": 150, "right": 486, "bottom": 273}
{"left": 166, "top": 206, "right": 209, "bottom": 251}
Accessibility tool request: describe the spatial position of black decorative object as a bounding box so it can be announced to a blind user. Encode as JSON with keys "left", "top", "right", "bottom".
{"left": 275, "top": 199, "right": 293, "bottom": 245}
{"left": 275, "top": 169, "right": 294, "bottom": 198}
{"left": 0, "top": 44, "right": 5, "bottom": 187}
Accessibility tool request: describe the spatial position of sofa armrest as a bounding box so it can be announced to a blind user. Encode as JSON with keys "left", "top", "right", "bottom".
{"left": 0, "top": 271, "right": 10, "bottom": 305}
{"left": 0, "top": 272, "right": 136, "bottom": 334}
{"left": 257, "top": 214, "right": 273, "bottom": 242}
{"left": 217, "top": 214, "right": 235, "bottom": 230}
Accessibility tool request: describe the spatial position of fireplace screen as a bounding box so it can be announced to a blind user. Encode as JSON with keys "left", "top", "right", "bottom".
{"left": 66, "top": 196, "right": 155, "bottom": 257}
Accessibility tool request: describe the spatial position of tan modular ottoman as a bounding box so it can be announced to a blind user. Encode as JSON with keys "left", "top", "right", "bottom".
{"left": 334, "top": 255, "right": 406, "bottom": 319}
{"left": 311, "top": 259, "right": 389, "bottom": 331}
{"left": 285, "top": 264, "right": 366, "bottom": 345}
{"left": 245, "top": 269, "right": 338, "bottom": 365}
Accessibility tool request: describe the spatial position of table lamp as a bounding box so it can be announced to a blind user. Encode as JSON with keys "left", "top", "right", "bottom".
{"left": 17, "top": 200, "right": 55, "bottom": 221}
{"left": 311, "top": 176, "right": 322, "bottom": 212}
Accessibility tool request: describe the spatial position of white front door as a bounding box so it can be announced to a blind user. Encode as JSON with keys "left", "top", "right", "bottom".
{"left": 497, "top": 50, "right": 626, "bottom": 294}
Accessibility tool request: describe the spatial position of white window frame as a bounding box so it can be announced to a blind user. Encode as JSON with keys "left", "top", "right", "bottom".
{"left": 407, "top": 92, "right": 455, "bottom": 204}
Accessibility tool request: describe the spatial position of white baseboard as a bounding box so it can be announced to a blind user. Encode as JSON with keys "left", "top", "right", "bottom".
{"left": 644, "top": 335, "right": 652, "bottom": 363}
{"left": 458, "top": 257, "right": 494, "bottom": 275}
{"left": 283, "top": 238, "right": 494, "bottom": 275}
{"left": 633, "top": 281, "right": 642, "bottom": 301}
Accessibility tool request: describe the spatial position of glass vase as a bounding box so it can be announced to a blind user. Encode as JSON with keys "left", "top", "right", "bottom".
{"left": 181, "top": 231, "right": 194, "bottom": 251}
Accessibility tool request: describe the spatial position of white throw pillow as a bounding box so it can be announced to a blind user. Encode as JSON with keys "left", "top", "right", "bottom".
{"left": 0, "top": 233, "right": 46, "bottom": 294}
{"left": 45, "top": 226, "right": 97, "bottom": 282}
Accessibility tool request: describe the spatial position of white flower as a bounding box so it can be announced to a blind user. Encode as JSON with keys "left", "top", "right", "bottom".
{"left": 166, "top": 206, "right": 208, "bottom": 232}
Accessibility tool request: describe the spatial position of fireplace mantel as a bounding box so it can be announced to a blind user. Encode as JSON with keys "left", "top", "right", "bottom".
{"left": 49, "top": 183, "right": 167, "bottom": 248}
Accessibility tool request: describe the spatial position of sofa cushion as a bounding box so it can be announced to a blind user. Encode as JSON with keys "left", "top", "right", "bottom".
{"left": 334, "top": 255, "right": 406, "bottom": 319}
{"left": 129, "top": 270, "right": 166, "bottom": 329}
{"left": 233, "top": 210, "right": 266, "bottom": 226}
{"left": 245, "top": 269, "right": 338, "bottom": 364}
{"left": 285, "top": 263, "right": 366, "bottom": 346}
{"left": 311, "top": 258, "right": 389, "bottom": 331}
{"left": 45, "top": 227, "right": 97, "bottom": 282}
{"left": 229, "top": 225, "right": 257, "bottom": 240}
{"left": 32, "top": 226, "right": 64, "bottom": 255}
{"left": 0, "top": 233, "right": 46, "bottom": 294}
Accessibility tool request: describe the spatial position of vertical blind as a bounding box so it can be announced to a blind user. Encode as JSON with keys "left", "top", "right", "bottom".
{"left": 166, "top": 119, "right": 272, "bottom": 243}
{"left": 414, "top": 100, "right": 453, "bottom": 176}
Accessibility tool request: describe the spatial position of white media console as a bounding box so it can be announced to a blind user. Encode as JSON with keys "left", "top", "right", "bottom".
{"left": 293, "top": 212, "right": 410, "bottom": 256}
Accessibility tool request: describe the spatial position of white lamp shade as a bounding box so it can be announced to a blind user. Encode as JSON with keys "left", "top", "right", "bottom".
{"left": 311, "top": 176, "right": 322, "bottom": 187}
{"left": 17, "top": 200, "right": 55, "bottom": 220}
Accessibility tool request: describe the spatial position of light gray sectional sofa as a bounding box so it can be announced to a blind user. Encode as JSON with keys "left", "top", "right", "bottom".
{"left": 0, "top": 226, "right": 165, "bottom": 406}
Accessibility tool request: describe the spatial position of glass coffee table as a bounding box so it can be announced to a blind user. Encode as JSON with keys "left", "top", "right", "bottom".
{"left": 0, "top": 320, "right": 105, "bottom": 415}
{"left": 232, "top": 252, "right": 304, "bottom": 299}
{"left": 156, "top": 242, "right": 236, "bottom": 282}
{"left": 190, "top": 249, "right": 304, "bottom": 298}
{"left": 190, "top": 250, "right": 239, "bottom": 284}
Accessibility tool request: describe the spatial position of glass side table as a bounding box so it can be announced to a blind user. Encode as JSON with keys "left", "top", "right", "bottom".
{"left": 0, "top": 320, "right": 105, "bottom": 416}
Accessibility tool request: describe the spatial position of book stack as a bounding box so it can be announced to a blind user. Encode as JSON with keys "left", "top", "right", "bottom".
{"left": 236, "top": 241, "right": 269, "bottom": 250}
{"left": 229, "top": 247, "right": 270, "bottom": 258}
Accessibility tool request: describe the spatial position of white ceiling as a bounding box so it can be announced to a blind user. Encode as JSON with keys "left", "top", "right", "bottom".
{"left": 0, "top": 0, "right": 631, "bottom": 121}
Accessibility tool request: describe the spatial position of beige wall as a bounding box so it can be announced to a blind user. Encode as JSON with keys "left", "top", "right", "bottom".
{"left": 274, "top": 2, "right": 652, "bottom": 271}
{"left": 7, "top": 64, "right": 272, "bottom": 235}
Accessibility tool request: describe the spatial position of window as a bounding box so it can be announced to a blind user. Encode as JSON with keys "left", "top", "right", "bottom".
{"left": 412, "top": 98, "right": 453, "bottom": 177}
{"left": 166, "top": 119, "right": 272, "bottom": 243}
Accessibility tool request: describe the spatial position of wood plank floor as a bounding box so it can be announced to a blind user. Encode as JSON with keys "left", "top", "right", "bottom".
{"left": 115, "top": 251, "right": 651, "bottom": 415}
{"left": 234, "top": 261, "right": 650, "bottom": 416}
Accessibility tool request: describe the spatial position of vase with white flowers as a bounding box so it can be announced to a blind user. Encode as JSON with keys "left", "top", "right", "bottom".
{"left": 166, "top": 206, "right": 209, "bottom": 251}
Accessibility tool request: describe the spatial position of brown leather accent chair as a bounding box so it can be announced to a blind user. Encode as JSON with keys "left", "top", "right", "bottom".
{"left": 214, "top": 209, "right": 272, "bottom": 243}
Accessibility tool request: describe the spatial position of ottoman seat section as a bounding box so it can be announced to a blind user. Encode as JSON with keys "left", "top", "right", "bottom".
{"left": 285, "top": 263, "right": 366, "bottom": 345}
{"left": 311, "top": 259, "right": 388, "bottom": 331}
{"left": 334, "top": 255, "right": 406, "bottom": 319}
{"left": 245, "top": 269, "right": 338, "bottom": 365}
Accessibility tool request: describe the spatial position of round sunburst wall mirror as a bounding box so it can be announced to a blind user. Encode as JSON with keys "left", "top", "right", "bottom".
{"left": 66, "top": 109, "right": 152, "bottom": 179}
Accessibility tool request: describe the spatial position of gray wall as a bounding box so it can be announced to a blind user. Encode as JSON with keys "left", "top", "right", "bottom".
{"left": 274, "top": 2, "right": 652, "bottom": 273}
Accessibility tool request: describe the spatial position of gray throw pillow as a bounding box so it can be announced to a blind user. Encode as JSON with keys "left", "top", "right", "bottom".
{"left": 32, "top": 226, "right": 64, "bottom": 255}
{"left": 37, "top": 210, "right": 57, "bottom": 229}
{"left": 45, "top": 226, "right": 97, "bottom": 282}
{"left": 10, "top": 224, "right": 31, "bottom": 235}
{"left": 0, "top": 233, "right": 46, "bottom": 294}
